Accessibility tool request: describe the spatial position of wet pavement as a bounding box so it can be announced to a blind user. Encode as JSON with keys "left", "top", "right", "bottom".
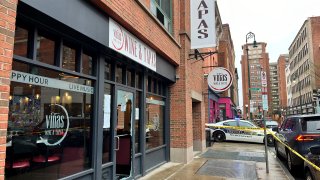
{"left": 139, "top": 142, "right": 293, "bottom": 180}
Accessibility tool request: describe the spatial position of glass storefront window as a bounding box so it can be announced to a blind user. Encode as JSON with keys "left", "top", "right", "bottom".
{"left": 145, "top": 95, "right": 165, "bottom": 150}
{"left": 6, "top": 63, "right": 93, "bottom": 179}
{"left": 127, "top": 69, "right": 135, "bottom": 87}
{"left": 36, "top": 33, "right": 55, "bottom": 65}
{"left": 105, "top": 61, "right": 112, "bottom": 81}
{"left": 115, "top": 65, "right": 123, "bottom": 84}
{"left": 62, "top": 44, "right": 76, "bottom": 72}
{"left": 82, "top": 53, "right": 93, "bottom": 76}
{"left": 135, "top": 72, "right": 142, "bottom": 89}
{"left": 102, "top": 83, "right": 112, "bottom": 163}
{"left": 14, "top": 26, "right": 28, "bottom": 57}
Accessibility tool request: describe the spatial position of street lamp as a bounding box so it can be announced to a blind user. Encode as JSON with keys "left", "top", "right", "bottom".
{"left": 245, "top": 104, "right": 248, "bottom": 120}
{"left": 245, "top": 32, "right": 258, "bottom": 120}
{"left": 293, "top": 74, "right": 302, "bottom": 114}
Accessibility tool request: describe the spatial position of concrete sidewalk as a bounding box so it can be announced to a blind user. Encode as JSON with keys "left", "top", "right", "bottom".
{"left": 139, "top": 142, "right": 293, "bottom": 180}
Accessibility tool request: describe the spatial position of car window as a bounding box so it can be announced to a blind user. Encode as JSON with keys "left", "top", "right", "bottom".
{"left": 280, "top": 119, "right": 287, "bottom": 129}
{"left": 301, "top": 117, "right": 320, "bottom": 132}
{"left": 223, "top": 121, "right": 237, "bottom": 126}
{"left": 239, "top": 121, "right": 255, "bottom": 127}
{"left": 283, "top": 118, "right": 296, "bottom": 131}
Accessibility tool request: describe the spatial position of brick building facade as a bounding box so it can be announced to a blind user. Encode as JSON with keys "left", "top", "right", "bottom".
{"left": 287, "top": 16, "right": 320, "bottom": 115}
{"left": 241, "top": 42, "right": 272, "bottom": 119}
{"left": 0, "top": 0, "right": 209, "bottom": 179}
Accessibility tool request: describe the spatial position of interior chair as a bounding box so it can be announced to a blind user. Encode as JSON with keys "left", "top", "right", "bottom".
{"left": 32, "top": 136, "right": 63, "bottom": 167}
{"left": 5, "top": 135, "right": 37, "bottom": 175}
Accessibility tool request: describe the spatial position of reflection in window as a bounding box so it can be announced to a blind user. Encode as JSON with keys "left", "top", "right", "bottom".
{"left": 14, "top": 26, "right": 28, "bottom": 57}
{"left": 135, "top": 72, "right": 142, "bottom": 89}
{"left": 36, "top": 33, "right": 55, "bottom": 65}
{"left": 116, "top": 65, "right": 123, "bottom": 84}
{"left": 62, "top": 45, "right": 76, "bottom": 72}
{"left": 105, "top": 61, "right": 112, "bottom": 81}
{"left": 145, "top": 95, "right": 165, "bottom": 150}
{"left": 102, "top": 83, "right": 112, "bottom": 163}
{"left": 6, "top": 63, "right": 93, "bottom": 179}
{"left": 82, "top": 53, "right": 93, "bottom": 75}
{"left": 127, "top": 69, "right": 135, "bottom": 87}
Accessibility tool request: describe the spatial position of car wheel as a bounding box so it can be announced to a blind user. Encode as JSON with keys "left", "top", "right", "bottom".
{"left": 305, "top": 169, "right": 314, "bottom": 180}
{"left": 213, "top": 131, "right": 225, "bottom": 142}
{"left": 286, "top": 151, "right": 295, "bottom": 172}
{"left": 266, "top": 135, "right": 274, "bottom": 146}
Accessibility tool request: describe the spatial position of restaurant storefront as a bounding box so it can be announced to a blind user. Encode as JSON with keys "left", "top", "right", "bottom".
{"left": 5, "top": 1, "right": 175, "bottom": 179}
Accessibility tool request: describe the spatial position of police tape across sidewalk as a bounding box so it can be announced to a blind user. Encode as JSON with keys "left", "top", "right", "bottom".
{"left": 205, "top": 123, "right": 320, "bottom": 172}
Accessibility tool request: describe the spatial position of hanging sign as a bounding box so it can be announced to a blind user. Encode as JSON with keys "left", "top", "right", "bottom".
{"left": 109, "top": 18, "right": 156, "bottom": 71}
{"left": 190, "top": 0, "right": 216, "bottom": 49}
{"left": 207, "top": 67, "right": 233, "bottom": 92}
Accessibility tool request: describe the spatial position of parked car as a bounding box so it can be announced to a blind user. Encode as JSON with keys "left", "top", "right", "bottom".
{"left": 265, "top": 120, "right": 279, "bottom": 129}
{"left": 273, "top": 114, "right": 320, "bottom": 172}
{"left": 205, "top": 119, "right": 274, "bottom": 146}
{"left": 253, "top": 119, "right": 278, "bottom": 129}
{"left": 304, "top": 146, "right": 320, "bottom": 180}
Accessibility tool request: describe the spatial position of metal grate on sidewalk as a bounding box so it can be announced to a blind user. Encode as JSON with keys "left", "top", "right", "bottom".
{"left": 196, "top": 159, "right": 257, "bottom": 179}
{"left": 200, "top": 149, "right": 266, "bottom": 162}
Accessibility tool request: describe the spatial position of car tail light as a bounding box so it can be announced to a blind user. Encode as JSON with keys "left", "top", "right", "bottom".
{"left": 295, "top": 134, "right": 320, "bottom": 141}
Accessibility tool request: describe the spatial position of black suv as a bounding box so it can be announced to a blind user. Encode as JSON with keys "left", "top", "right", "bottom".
{"left": 273, "top": 114, "right": 320, "bottom": 172}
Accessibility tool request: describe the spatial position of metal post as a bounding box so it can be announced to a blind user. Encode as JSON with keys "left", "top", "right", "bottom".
{"left": 245, "top": 104, "right": 248, "bottom": 120}
{"left": 245, "top": 44, "right": 252, "bottom": 119}
{"left": 263, "top": 110, "right": 269, "bottom": 173}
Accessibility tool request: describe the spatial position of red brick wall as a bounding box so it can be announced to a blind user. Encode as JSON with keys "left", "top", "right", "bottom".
{"left": 310, "top": 17, "right": 320, "bottom": 89}
{"left": 90, "top": 0, "right": 180, "bottom": 65}
{"left": 0, "top": 0, "right": 17, "bottom": 178}
{"left": 278, "top": 55, "right": 288, "bottom": 108}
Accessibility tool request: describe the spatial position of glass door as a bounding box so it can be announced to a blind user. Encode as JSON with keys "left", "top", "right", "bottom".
{"left": 115, "top": 89, "right": 134, "bottom": 179}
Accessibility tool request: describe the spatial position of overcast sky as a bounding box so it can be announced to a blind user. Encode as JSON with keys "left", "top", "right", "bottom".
{"left": 216, "top": 0, "right": 320, "bottom": 110}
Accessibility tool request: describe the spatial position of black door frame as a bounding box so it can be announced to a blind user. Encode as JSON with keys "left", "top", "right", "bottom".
{"left": 113, "top": 86, "right": 136, "bottom": 180}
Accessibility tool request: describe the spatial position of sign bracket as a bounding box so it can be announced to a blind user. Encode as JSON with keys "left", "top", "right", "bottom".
{"left": 188, "top": 49, "right": 218, "bottom": 61}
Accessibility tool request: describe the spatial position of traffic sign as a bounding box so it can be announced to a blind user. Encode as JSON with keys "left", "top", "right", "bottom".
{"left": 250, "top": 88, "right": 261, "bottom": 91}
{"left": 262, "top": 95, "right": 268, "bottom": 110}
{"left": 261, "top": 71, "right": 267, "bottom": 87}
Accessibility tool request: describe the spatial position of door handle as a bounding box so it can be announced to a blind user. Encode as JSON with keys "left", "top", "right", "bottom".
{"left": 115, "top": 136, "right": 120, "bottom": 151}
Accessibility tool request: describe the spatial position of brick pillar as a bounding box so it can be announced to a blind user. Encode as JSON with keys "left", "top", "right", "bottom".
{"left": 170, "top": 0, "right": 205, "bottom": 163}
{"left": 0, "top": 0, "right": 18, "bottom": 179}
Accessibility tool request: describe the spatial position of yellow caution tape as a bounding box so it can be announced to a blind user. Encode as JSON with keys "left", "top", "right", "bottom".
{"left": 206, "top": 123, "right": 320, "bottom": 171}
{"left": 268, "top": 130, "right": 320, "bottom": 172}
{"left": 205, "top": 123, "right": 265, "bottom": 131}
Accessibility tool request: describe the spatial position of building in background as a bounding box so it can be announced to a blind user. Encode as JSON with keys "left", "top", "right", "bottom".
{"left": 269, "top": 62, "right": 280, "bottom": 119}
{"left": 217, "top": 24, "right": 239, "bottom": 120}
{"left": 286, "top": 65, "right": 293, "bottom": 107}
{"left": 287, "top": 16, "right": 320, "bottom": 115}
{"left": 277, "top": 54, "right": 289, "bottom": 121}
{"left": 241, "top": 42, "right": 272, "bottom": 119}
